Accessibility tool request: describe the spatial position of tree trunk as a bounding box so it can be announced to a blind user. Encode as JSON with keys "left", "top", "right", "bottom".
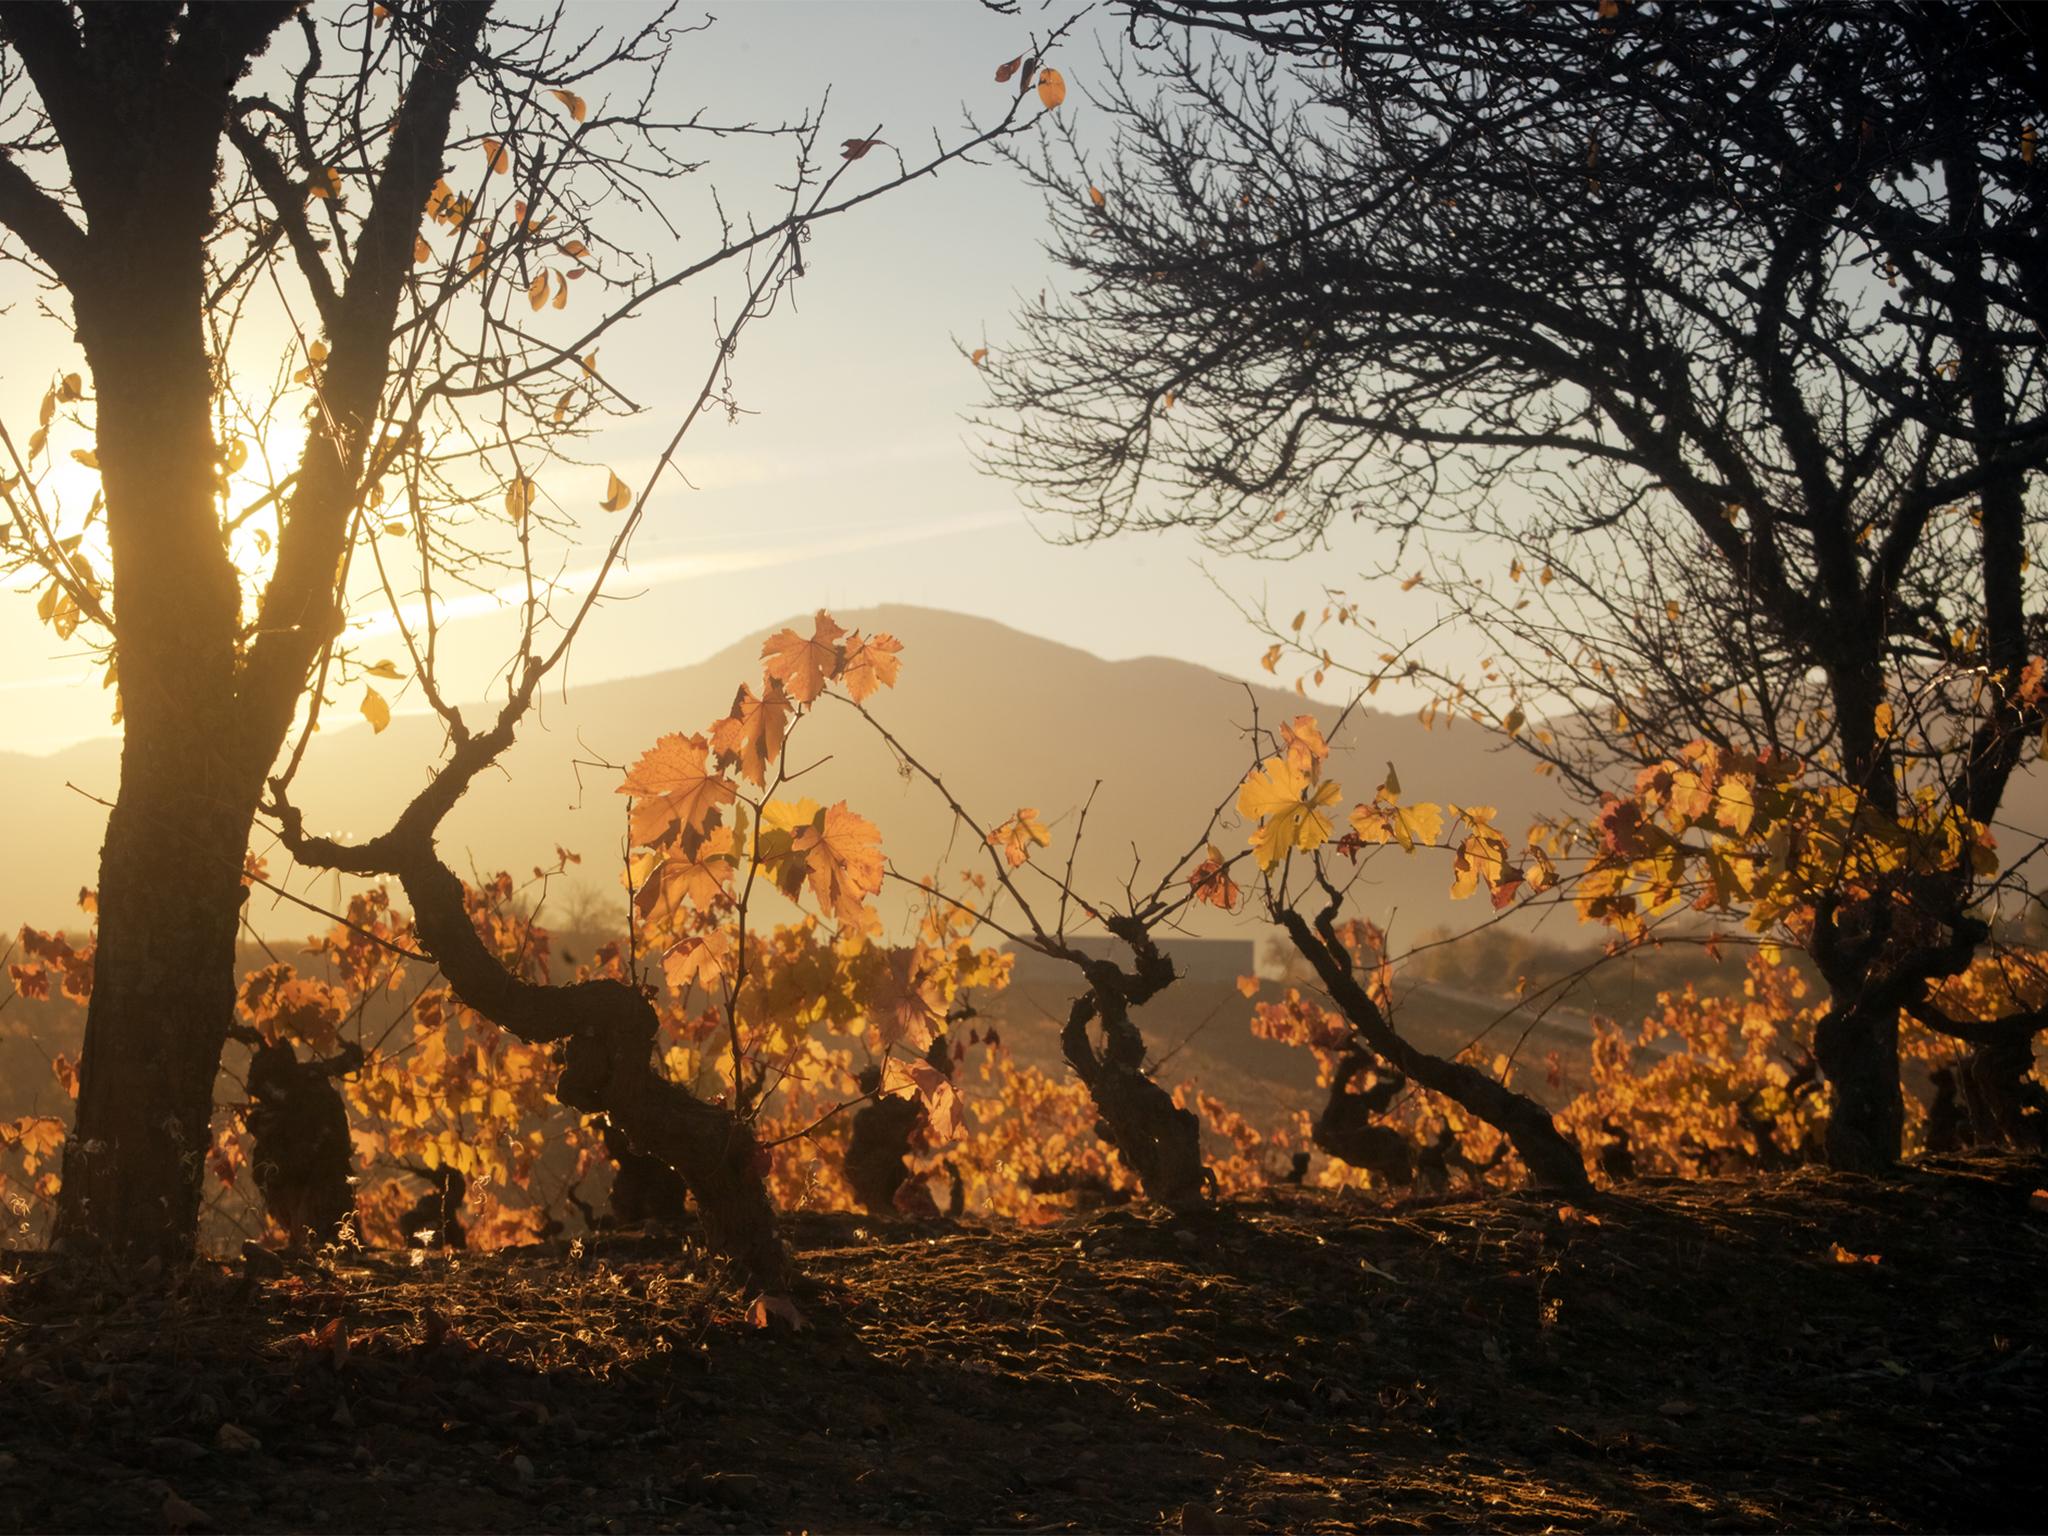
{"left": 55, "top": 792, "right": 251, "bottom": 1262}
{"left": 1814, "top": 1002, "right": 1903, "bottom": 1173}
{"left": 52, "top": 230, "right": 259, "bottom": 1262}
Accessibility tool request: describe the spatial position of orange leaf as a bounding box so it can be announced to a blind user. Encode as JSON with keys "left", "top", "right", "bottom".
{"left": 710, "top": 680, "right": 792, "bottom": 787}
{"left": 792, "top": 801, "right": 883, "bottom": 922}
{"left": 619, "top": 733, "right": 736, "bottom": 849}
{"left": 989, "top": 808, "right": 1052, "bottom": 868}
{"left": 413, "top": 233, "right": 432, "bottom": 263}
{"left": 839, "top": 630, "right": 903, "bottom": 702}
{"left": 1037, "top": 69, "right": 1067, "bottom": 110}
{"left": 549, "top": 88, "right": 589, "bottom": 122}
{"left": 761, "top": 610, "right": 847, "bottom": 705}
{"left": 970, "top": 347, "right": 989, "bottom": 368}
{"left": 482, "top": 136, "right": 510, "bottom": 175}
{"left": 662, "top": 928, "right": 734, "bottom": 995}
{"left": 527, "top": 270, "right": 550, "bottom": 311}
{"left": 1190, "top": 845, "right": 1241, "bottom": 911}
{"left": 1088, "top": 185, "right": 1105, "bottom": 207}
{"left": 636, "top": 848, "right": 733, "bottom": 917}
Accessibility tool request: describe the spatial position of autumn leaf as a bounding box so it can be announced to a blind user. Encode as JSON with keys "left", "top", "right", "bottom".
{"left": 70, "top": 448, "right": 98, "bottom": 470}
{"left": 762, "top": 610, "right": 847, "bottom": 705}
{"left": 482, "top": 136, "right": 510, "bottom": 175}
{"left": 361, "top": 685, "right": 391, "bottom": 734}
{"left": 989, "top": 807, "right": 1052, "bottom": 867}
{"left": 1279, "top": 713, "right": 1329, "bottom": 777}
{"left": 619, "top": 732, "right": 736, "bottom": 849}
{"left": 1037, "top": 68, "right": 1067, "bottom": 110}
{"left": 994, "top": 54, "right": 1025, "bottom": 82}
{"left": 600, "top": 470, "right": 632, "bottom": 512}
{"left": 1189, "top": 845, "right": 1242, "bottom": 911}
{"left": 1351, "top": 799, "right": 1445, "bottom": 852}
{"left": 549, "top": 88, "right": 589, "bottom": 122}
{"left": 840, "top": 630, "right": 903, "bottom": 702}
{"left": 791, "top": 801, "right": 884, "bottom": 922}
{"left": 57, "top": 372, "right": 81, "bottom": 403}
{"left": 841, "top": 138, "right": 887, "bottom": 161}
{"left": 309, "top": 167, "right": 341, "bottom": 200}
{"left": 636, "top": 843, "right": 735, "bottom": 918}
{"left": 1238, "top": 755, "right": 1342, "bottom": 870}
{"left": 504, "top": 475, "right": 537, "bottom": 519}
{"left": 1873, "top": 700, "right": 1895, "bottom": 740}
{"left": 883, "top": 1056, "right": 963, "bottom": 1145}
{"left": 1089, "top": 185, "right": 1105, "bottom": 207}
{"left": 971, "top": 346, "right": 989, "bottom": 368}
{"left": 710, "top": 680, "right": 792, "bottom": 787}
{"left": 364, "top": 659, "right": 404, "bottom": 680}
{"left": 663, "top": 927, "right": 734, "bottom": 994}
{"left": 746, "top": 1293, "right": 811, "bottom": 1332}
{"left": 527, "top": 270, "right": 550, "bottom": 311}
{"left": 757, "top": 797, "right": 822, "bottom": 901}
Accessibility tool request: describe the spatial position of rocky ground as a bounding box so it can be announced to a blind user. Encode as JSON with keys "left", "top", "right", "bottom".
{"left": 2, "top": 1155, "right": 2043, "bottom": 1533}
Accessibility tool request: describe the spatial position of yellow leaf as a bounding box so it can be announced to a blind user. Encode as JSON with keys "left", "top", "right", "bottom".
{"left": 1037, "top": 68, "right": 1067, "bottom": 110}
{"left": 527, "top": 270, "right": 549, "bottom": 311}
{"left": 70, "top": 448, "right": 98, "bottom": 470}
{"left": 361, "top": 685, "right": 391, "bottom": 734}
{"left": 365, "top": 659, "right": 403, "bottom": 680}
{"left": 1238, "top": 755, "right": 1342, "bottom": 870}
{"left": 505, "top": 475, "right": 537, "bottom": 520}
{"left": 482, "top": 136, "right": 510, "bottom": 175}
{"left": 57, "top": 373, "right": 82, "bottom": 402}
{"left": 1717, "top": 779, "right": 1755, "bottom": 837}
{"left": 1873, "top": 700, "right": 1894, "bottom": 740}
{"left": 549, "top": 88, "right": 589, "bottom": 122}
{"left": 600, "top": 470, "right": 632, "bottom": 512}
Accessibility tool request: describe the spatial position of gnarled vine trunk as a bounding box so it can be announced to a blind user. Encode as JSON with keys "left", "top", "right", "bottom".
{"left": 1276, "top": 906, "right": 1590, "bottom": 1194}
{"left": 1056, "top": 918, "right": 1208, "bottom": 1206}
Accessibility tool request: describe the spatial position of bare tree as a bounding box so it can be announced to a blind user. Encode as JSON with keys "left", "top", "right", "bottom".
{"left": 0, "top": 0, "right": 1064, "bottom": 1269}
{"left": 977, "top": 1, "right": 2048, "bottom": 1171}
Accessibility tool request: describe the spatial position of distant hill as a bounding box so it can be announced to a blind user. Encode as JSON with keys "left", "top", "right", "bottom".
{"left": 2, "top": 606, "right": 1583, "bottom": 943}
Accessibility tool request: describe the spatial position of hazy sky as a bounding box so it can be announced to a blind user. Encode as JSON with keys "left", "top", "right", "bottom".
{"left": 0, "top": 2, "right": 1447, "bottom": 752}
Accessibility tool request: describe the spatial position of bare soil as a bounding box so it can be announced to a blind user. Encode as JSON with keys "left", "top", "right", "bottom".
{"left": 2, "top": 1156, "right": 2043, "bottom": 1534}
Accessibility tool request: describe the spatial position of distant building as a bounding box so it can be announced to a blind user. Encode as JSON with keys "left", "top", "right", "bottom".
{"left": 1003, "top": 935, "right": 1255, "bottom": 990}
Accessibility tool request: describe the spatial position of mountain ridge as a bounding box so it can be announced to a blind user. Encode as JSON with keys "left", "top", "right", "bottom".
{"left": 2, "top": 604, "right": 1573, "bottom": 938}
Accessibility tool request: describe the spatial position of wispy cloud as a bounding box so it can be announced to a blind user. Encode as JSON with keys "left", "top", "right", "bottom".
{"left": 353, "top": 508, "right": 1014, "bottom": 640}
